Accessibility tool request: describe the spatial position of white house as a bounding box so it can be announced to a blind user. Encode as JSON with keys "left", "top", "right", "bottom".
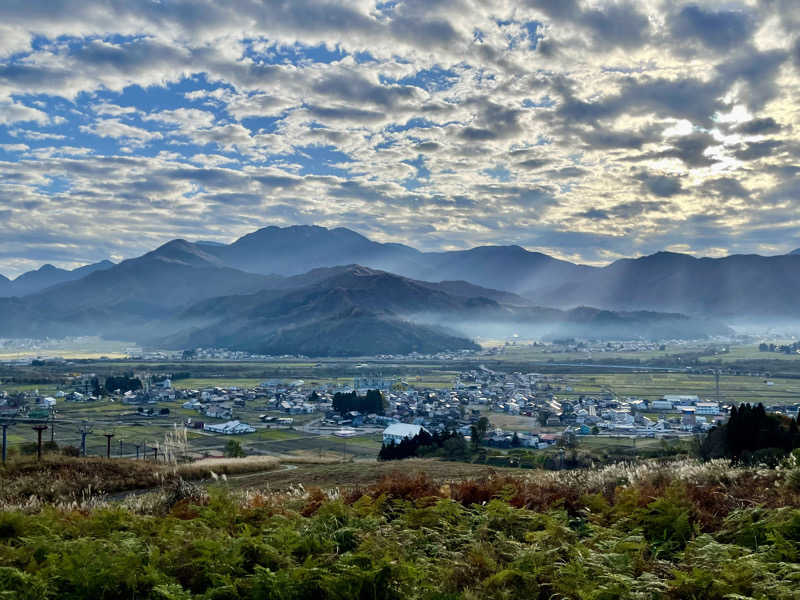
{"left": 382, "top": 423, "right": 429, "bottom": 445}
{"left": 650, "top": 399, "right": 674, "bottom": 411}
{"left": 203, "top": 420, "right": 255, "bottom": 435}
{"left": 695, "top": 402, "right": 720, "bottom": 415}
{"left": 663, "top": 394, "right": 700, "bottom": 404}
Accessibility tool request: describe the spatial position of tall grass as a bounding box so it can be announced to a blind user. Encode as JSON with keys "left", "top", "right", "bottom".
{"left": 175, "top": 455, "right": 281, "bottom": 478}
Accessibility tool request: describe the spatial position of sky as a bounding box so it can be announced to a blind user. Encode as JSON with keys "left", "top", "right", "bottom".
{"left": 1, "top": 0, "right": 799, "bottom": 277}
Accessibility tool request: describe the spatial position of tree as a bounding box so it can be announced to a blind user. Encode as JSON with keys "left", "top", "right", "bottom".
{"left": 537, "top": 411, "right": 551, "bottom": 427}
{"left": 476, "top": 416, "right": 490, "bottom": 440}
{"left": 224, "top": 440, "right": 245, "bottom": 458}
{"left": 511, "top": 432, "right": 521, "bottom": 447}
{"left": 308, "top": 391, "right": 320, "bottom": 402}
{"left": 470, "top": 425, "right": 480, "bottom": 452}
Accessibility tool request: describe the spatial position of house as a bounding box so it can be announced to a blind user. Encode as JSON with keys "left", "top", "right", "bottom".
{"left": 545, "top": 414, "right": 561, "bottom": 427}
{"left": 538, "top": 433, "right": 560, "bottom": 447}
{"left": 204, "top": 405, "right": 233, "bottom": 420}
{"left": 695, "top": 402, "right": 719, "bottom": 415}
{"left": 650, "top": 399, "right": 674, "bottom": 411}
{"left": 382, "top": 423, "right": 429, "bottom": 445}
{"left": 663, "top": 394, "right": 699, "bottom": 405}
{"left": 203, "top": 420, "right": 255, "bottom": 434}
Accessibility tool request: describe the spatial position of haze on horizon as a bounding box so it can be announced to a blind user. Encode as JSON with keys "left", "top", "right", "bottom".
{"left": 1, "top": 0, "right": 799, "bottom": 278}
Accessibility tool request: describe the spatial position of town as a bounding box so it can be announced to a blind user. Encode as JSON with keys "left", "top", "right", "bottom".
{"left": 5, "top": 362, "right": 798, "bottom": 463}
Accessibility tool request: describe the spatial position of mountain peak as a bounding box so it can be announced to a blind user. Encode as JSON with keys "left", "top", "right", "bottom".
{"left": 145, "top": 239, "right": 222, "bottom": 267}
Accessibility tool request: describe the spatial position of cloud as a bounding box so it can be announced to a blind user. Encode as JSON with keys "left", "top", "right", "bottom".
{"left": 733, "top": 140, "right": 783, "bottom": 161}
{"left": 668, "top": 4, "right": 754, "bottom": 53}
{"left": 702, "top": 177, "right": 749, "bottom": 199}
{"left": 0, "top": 0, "right": 799, "bottom": 274}
{"left": 528, "top": 0, "right": 651, "bottom": 49}
{"left": 0, "top": 101, "right": 49, "bottom": 125}
{"left": 635, "top": 171, "right": 684, "bottom": 197}
{"left": 734, "top": 117, "right": 782, "bottom": 136}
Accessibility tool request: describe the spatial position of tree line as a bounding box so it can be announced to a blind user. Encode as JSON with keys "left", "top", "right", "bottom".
{"left": 378, "top": 429, "right": 469, "bottom": 461}
{"left": 332, "top": 389, "right": 385, "bottom": 414}
{"left": 698, "top": 402, "right": 800, "bottom": 465}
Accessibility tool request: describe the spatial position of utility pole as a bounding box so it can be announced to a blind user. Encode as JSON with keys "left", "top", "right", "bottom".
{"left": 716, "top": 369, "right": 721, "bottom": 403}
{"left": 32, "top": 424, "right": 48, "bottom": 461}
{"left": 119, "top": 439, "right": 123, "bottom": 457}
{"left": 49, "top": 407, "right": 55, "bottom": 442}
{"left": 103, "top": 432, "right": 114, "bottom": 459}
{"left": 78, "top": 421, "right": 93, "bottom": 457}
{"left": 134, "top": 442, "right": 141, "bottom": 460}
{"left": 1, "top": 420, "right": 12, "bottom": 464}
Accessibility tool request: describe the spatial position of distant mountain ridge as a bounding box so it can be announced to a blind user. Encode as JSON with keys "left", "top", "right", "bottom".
{"left": 146, "top": 226, "right": 800, "bottom": 318}
{"left": 2, "top": 224, "right": 798, "bottom": 355}
{"left": 0, "top": 260, "right": 115, "bottom": 297}
{"left": 0, "top": 254, "right": 728, "bottom": 355}
{"left": 144, "top": 225, "right": 588, "bottom": 304}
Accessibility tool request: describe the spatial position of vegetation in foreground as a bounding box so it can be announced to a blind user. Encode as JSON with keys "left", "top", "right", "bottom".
{"left": 0, "top": 454, "right": 284, "bottom": 506}
{"left": 1, "top": 456, "right": 800, "bottom": 599}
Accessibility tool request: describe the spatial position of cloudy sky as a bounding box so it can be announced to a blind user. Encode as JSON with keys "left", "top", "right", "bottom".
{"left": 1, "top": 0, "right": 799, "bottom": 277}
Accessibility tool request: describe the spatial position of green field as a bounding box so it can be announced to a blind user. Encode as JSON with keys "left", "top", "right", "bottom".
{"left": 562, "top": 372, "right": 800, "bottom": 405}
{"left": 700, "top": 344, "right": 800, "bottom": 362}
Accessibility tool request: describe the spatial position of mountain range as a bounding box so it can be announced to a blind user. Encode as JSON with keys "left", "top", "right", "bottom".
{"left": 2, "top": 224, "right": 792, "bottom": 355}
{"left": 8, "top": 226, "right": 799, "bottom": 319}
{"left": 182, "top": 226, "right": 800, "bottom": 319}
{"left": 0, "top": 260, "right": 114, "bottom": 297}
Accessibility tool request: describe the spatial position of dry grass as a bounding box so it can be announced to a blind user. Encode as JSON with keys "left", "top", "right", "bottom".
{"left": 278, "top": 451, "right": 344, "bottom": 465}
{"left": 0, "top": 456, "right": 175, "bottom": 505}
{"left": 175, "top": 455, "right": 281, "bottom": 479}
{"left": 222, "top": 458, "right": 529, "bottom": 491}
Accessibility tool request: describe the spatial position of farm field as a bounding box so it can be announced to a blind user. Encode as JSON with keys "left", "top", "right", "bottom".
{"left": 699, "top": 344, "right": 800, "bottom": 362}
{"left": 562, "top": 372, "right": 800, "bottom": 405}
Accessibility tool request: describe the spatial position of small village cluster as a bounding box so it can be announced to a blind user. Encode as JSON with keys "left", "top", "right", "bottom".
{"left": 4, "top": 366, "right": 800, "bottom": 452}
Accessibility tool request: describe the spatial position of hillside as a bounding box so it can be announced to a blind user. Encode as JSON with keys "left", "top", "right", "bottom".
{"left": 0, "top": 241, "right": 273, "bottom": 339}
{"left": 1, "top": 457, "right": 799, "bottom": 599}
{"left": 536, "top": 252, "right": 800, "bottom": 317}
{"left": 164, "top": 266, "right": 730, "bottom": 355}
{"left": 166, "top": 266, "right": 494, "bottom": 355}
